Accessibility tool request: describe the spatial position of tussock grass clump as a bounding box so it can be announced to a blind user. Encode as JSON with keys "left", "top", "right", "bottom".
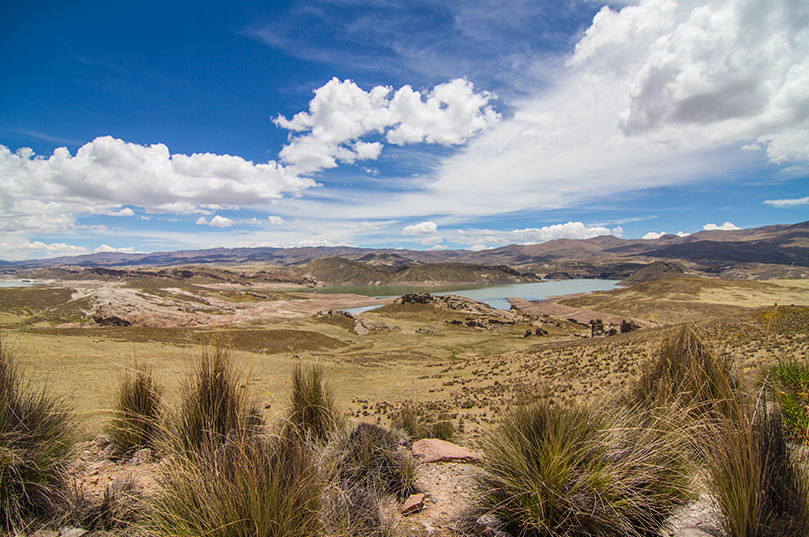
{"left": 706, "top": 390, "right": 809, "bottom": 537}
{"left": 390, "top": 401, "right": 455, "bottom": 442}
{"left": 334, "top": 423, "right": 418, "bottom": 500}
{"left": 626, "top": 327, "right": 739, "bottom": 417}
{"left": 148, "top": 431, "right": 323, "bottom": 537}
{"left": 170, "top": 343, "right": 262, "bottom": 452}
{"left": 475, "top": 400, "right": 691, "bottom": 537}
{"left": 770, "top": 359, "right": 809, "bottom": 443}
{"left": 1, "top": 341, "right": 75, "bottom": 533}
{"left": 288, "top": 363, "right": 340, "bottom": 443}
{"left": 107, "top": 362, "right": 164, "bottom": 456}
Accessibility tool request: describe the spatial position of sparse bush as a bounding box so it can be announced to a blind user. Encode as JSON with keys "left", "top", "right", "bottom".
{"left": 771, "top": 359, "right": 809, "bottom": 443}
{"left": 148, "top": 430, "right": 323, "bottom": 537}
{"left": 107, "top": 362, "right": 164, "bottom": 456}
{"left": 0, "top": 340, "right": 75, "bottom": 533}
{"left": 626, "top": 327, "right": 739, "bottom": 418}
{"left": 170, "top": 342, "right": 262, "bottom": 452}
{"left": 706, "top": 389, "right": 809, "bottom": 537}
{"left": 335, "top": 423, "right": 418, "bottom": 500}
{"left": 288, "top": 363, "right": 340, "bottom": 443}
{"left": 475, "top": 400, "right": 691, "bottom": 537}
{"left": 390, "top": 401, "right": 455, "bottom": 442}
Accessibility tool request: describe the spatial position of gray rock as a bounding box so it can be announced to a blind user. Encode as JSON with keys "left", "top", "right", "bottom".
{"left": 60, "top": 528, "right": 88, "bottom": 537}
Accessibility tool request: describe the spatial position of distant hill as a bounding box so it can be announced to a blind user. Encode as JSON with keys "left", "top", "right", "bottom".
{"left": 2, "top": 221, "right": 807, "bottom": 281}
{"left": 299, "top": 258, "right": 539, "bottom": 284}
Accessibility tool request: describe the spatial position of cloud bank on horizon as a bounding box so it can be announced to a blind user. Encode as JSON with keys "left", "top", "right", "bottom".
{"left": 1, "top": 0, "right": 807, "bottom": 260}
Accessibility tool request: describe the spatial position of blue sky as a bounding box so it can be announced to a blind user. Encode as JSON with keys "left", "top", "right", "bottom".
{"left": 1, "top": 0, "right": 807, "bottom": 260}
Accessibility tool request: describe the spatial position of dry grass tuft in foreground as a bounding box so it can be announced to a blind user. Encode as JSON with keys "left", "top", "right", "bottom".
{"left": 288, "top": 362, "right": 341, "bottom": 443}
{"left": 705, "top": 388, "right": 809, "bottom": 537}
{"left": 473, "top": 399, "right": 691, "bottom": 537}
{"left": 148, "top": 430, "right": 324, "bottom": 537}
{"left": 168, "top": 342, "right": 263, "bottom": 452}
{"left": 0, "top": 340, "right": 75, "bottom": 534}
{"left": 107, "top": 362, "right": 164, "bottom": 457}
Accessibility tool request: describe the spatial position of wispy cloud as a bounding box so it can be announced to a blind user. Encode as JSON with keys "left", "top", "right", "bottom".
{"left": 764, "top": 196, "right": 809, "bottom": 208}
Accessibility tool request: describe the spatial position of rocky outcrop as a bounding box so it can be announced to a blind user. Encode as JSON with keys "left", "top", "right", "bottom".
{"left": 412, "top": 438, "right": 484, "bottom": 463}
{"left": 621, "top": 261, "right": 685, "bottom": 284}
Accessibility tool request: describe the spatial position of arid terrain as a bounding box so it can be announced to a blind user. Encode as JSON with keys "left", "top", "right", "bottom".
{"left": 2, "top": 241, "right": 808, "bottom": 536}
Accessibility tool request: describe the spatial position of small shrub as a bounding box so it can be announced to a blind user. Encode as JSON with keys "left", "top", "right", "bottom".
{"left": 475, "top": 400, "right": 691, "bottom": 537}
{"left": 771, "top": 359, "right": 809, "bottom": 443}
{"left": 170, "top": 342, "right": 262, "bottom": 452}
{"left": 107, "top": 362, "right": 164, "bottom": 456}
{"left": 626, "top": 327, "right": 739, "bottom": 419}
{"left": 335, "top": 423, "right": 418, "bottom": 500}
{"left": 0, "top": 340, "right": 75, "bottom": 533}
{"left": 390, "top": 401, "right": 455, "bottom": 442}
{"left": 148, "top": 430, "right": 323, "bottom": 537}
{"left": 706, "top": 389, "right": 809, "bottom": 537}
{"left": 288, "top": 363, "right": 340, "bottom": 443}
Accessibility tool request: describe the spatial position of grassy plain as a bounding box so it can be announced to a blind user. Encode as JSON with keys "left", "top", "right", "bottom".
{"left": 1, "top": 275, "right": 807, "bottom": 443}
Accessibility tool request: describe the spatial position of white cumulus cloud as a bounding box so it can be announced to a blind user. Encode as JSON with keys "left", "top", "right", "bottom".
{"left": 703, "top": 221, "right": 741, "bottom": 231}
{"left": 0, "top": 136, "right": 317, "bottom": 235}
{"left": 337, "top": 0, "right": 808, "bottom": 222}
{"left": 195, "top": 216, "right": 208, "bottom": 225}
{"left": 402, "top": 221, "right": 439, "bottom": 235}
{"left": 764, "top": 196, "right": 809, "bottom": 207}
{"left": 452, "top": 222, "right": 623, "bottom": 247}
{"left": 209, "top": 215, "right": 234, "bottom": 228}
{"left": 94, "top": 244, "right": 139, "bottom": 254}
{"left": 268, "top": 215, "right": 285, "bottom": 224}
{"left": 642, "top": 230, "right": 691, "bottom": 239}
{"left": 275, "top": 78, "right": 500, "bottom": 173}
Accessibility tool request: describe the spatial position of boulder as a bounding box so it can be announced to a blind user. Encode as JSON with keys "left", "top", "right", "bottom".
{"left": 412, "top": 438, "right": 484, "bottom": 463}
{"left": 401, "top": 493, "right": 426, "bottom": 515}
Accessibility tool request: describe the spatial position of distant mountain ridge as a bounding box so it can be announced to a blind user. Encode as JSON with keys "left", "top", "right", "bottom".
{"left": 2, "top": 221, "right": 807, "bottom": 274}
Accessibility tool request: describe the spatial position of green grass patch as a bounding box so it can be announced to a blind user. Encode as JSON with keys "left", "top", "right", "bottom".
{"left": 771, "top": 359, "right": 809, "bottom": 443}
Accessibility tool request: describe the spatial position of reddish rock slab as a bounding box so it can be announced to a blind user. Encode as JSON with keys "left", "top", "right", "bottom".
{"left": 412, "top": 438, "right": 484, "bottom": 463}
{"left": 401, "top": 493, "right": 426, "bottom": 515}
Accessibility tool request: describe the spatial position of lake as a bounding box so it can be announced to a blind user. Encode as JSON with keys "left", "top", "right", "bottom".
{"left": 0, "top": 279, "right": 49, "bottom": 287}
{"left": 344, "top": 279, "right": 620, "bottom": 314}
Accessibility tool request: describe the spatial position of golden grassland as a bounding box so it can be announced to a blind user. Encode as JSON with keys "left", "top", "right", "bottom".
{"left": 1, "top": 276, "right": 807, "bottom": 441}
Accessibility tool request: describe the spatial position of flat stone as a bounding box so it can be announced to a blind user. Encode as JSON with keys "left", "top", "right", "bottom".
{"left": 60, "top": 528, "right": 88, "bottom": 537}
{"left": 412, "top": 438, "right": 484, "bottom": 463}
{"left": 401, "top": 493, "right": 426, "bottom": 515}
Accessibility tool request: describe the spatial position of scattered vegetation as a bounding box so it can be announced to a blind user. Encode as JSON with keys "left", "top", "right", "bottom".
{"left": 390, "top": 400, "right": 455, "bottom": 442}
{"left": 625, "top": 327, "right": 739, "bottom": 418}
{"left": 0, "top": 340, "right": 75, "bottom": 533}
{"left": 770, "top": 359, "right": 809, "bottom": 443}
{"left": 288, "top": 363, "right": 340, "bottom": 443}
{"left": 107, "top": 362, "right": 164, "bottom": 456}
{"left": 475, "top": 399, "right": 691, "bottom": 537}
